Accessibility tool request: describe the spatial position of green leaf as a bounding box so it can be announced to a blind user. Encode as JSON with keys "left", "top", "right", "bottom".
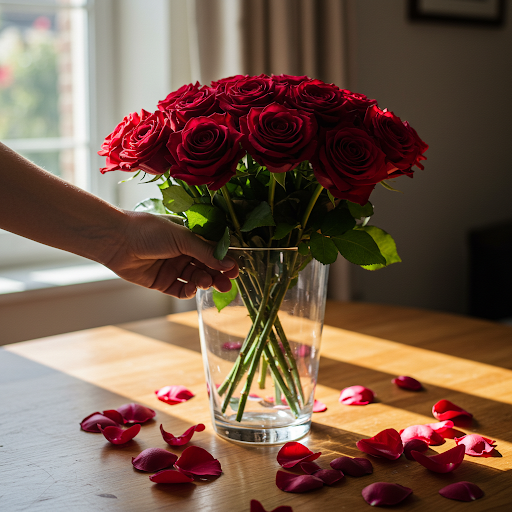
{"left": 214, "top": 226, "right": 230, "bottom": 260}
{"left": 321, "top": 208, "right": 356, "bottom": 236}
{"left": 187, "top": 203, "right": 227, "bottom": 241}
{"left": 332, "top": 230, "right": 386, "bottom": 266}
{"left": 380, "top": 180, "right": 402, "bottom": 193}
{"left": 212, "top": 279, "right": 238, "bottom": 312}
{"left": 118, "top": 170, "right": 141, "bottom": 184}
{"left": 309, "top": 232, "right": 338, "bottom": 265}
{"left": 161, "top": 185, "right": 195, "bottom": 213}
{"left": 358, "top": 225, "right": 401, "bottom": 270}
{"left": 133, "top": 198, "right": 167, "bottom": 214}
{"left": 327, "top": 190, "right": 336, "bottom": 206}
{"left": 347, "top": 201, "right": 374, "bottom": 219}
{"left": 272, "top": 172, "right": 286, "bottom": 190}
{"left": 272, "top": 222, "right": 296, "bottom": 240}
{"left": 240, "top": 201, "right": 276, "bottom": 232}
{"left": 298, "top": 242, "right": 310, "bottom": 256}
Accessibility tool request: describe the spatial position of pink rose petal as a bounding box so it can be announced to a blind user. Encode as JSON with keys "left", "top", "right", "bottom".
{"left": 313, "top": 399, "right": 327, "bottom": 413}
{"left": 404, "top": 439, "right": 429, "bottom": 460}
{"left": 362, "top": 482, "right": 413, "bottom": 506}
{"left": 250, "top": 500, "right": 293, "bottom": 512}
{"left": 454, "top": 434, "right": 496, "bottom": 457}
{"left": 149, "top": 469, "right": 194, "bottom": 484}
{"left": 330, "top": 456, "right": 373, "bottom": 477}
{"left": 80, "top": 412, "right": 120, "bottom": 433}
{"left": 392, "top": 375, "right": 422, "bottom": 391}
{"left": 223, "top": 341, "right": 242, "bottom": 350}
{"left": 439, "top": 481, "right": 484, "bottom": 502}
{"left": 339, "top": 385, "right": 374, "bottom": 405}
{"left": 156, "top": 385, "right": 195, "bottom": 405}
{"left": 432, "top": 399, "right": 473, "bottom": 421}
{"left": 99, "top": 423, "right": 141, "bottom": 444}
{"left": 117, "top": 403, "right": 156, "bottom": 424}
{"left": 132, "top": 447, "right": 178, "bottom": 472}
{"left": 160, "top": 423, "right": 205, "bottom": 447}
{"left": 175, "top": 445, "right": 222, "bottom": 477}
{"left": 400, "top": 425, "right": 445, "bottom": 446}
{"left": 277, "top": 442, "right": 321, "bottom": 468}
{"left": 356, "top": 429, "right": 404, "bottom": 460}
{"left": 411, "top": 444, "right": 465, "bottom": 473}
{"left": 275, "top": 471, "right": 324, "bottom": 493}
{"left": 424, "top": 420, "right": 454, "bottom": 433}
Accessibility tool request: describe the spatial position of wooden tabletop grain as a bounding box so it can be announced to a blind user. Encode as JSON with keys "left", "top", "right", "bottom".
{"left": 1, "top": 301, "right": 512, "bottom": 511}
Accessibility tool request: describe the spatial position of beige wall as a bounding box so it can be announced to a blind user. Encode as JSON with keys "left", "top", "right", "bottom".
{"left": 348, "top": 0, "right": 512, "bottom": 314}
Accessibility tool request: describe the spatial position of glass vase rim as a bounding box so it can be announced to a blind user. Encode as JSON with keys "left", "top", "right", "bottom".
{"left": 228, "top": 246, "right": 298, "bottom": 252}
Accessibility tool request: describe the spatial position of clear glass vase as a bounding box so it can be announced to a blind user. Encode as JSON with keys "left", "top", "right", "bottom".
{"left": 196, "top": 248, "right": 329, "bottom": 445}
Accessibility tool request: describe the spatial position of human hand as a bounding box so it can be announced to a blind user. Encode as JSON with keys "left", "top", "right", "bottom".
{"left": 104, "top": 211, "right": 238, "bottom": 299}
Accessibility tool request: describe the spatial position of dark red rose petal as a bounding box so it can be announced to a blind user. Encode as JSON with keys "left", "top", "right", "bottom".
{"left": 339, "top": 385, "right": 374, "bottom": 405}
{"left": 356, "top": 429, "right": 404, "bottom": 460}
{"left": 362, "top": 482, "right": 412, "bottom": 506}
{"left": 149, "top": 469, "right": 194, "bottom": 484}
{"left": 392, "top": 375, "right": 422, "bottom": 391}
{"left": 223, "top": 341, "right": 242, "bottom": 350}
{"left": 99, "top": 423, "right": 141, "bottom": 445}
{"left": 454, "top": 434, "right": 496, "bottom": 456}
{"left": 117, "top": 403, "right": 156, "bottom": 424}
{"left": 404, "top": 439, "right": 429, "bottom": 460}
{"left": 250, "top": 499, "right": 293, "bottom": 512}
{"left": 330, "top": 456, "right": 373, "bottom": 477}
{"left": 400, "top": 425, "right": 445, "bottom": 446}
{"left": 432, "top": 399, "right": 473, "bottom": 421}
{"left": 310, "top": 469, "right": 344, "bottom": 486}
{"left": 132, "top": 447, "right": 178, "bottom": 472}
{"left": 80, "top": 412, "right": 120, "bottom": 433}
{"left": 160, "top": 423, "right": 205, "bottom": 446}
{"left": 439, "top": 481, "right": 484, "bottom": 502}
{"left": 277, "top": 442, "right": 321, "bottom": 468}
{"left": 300, "top": 461, "right": 322, "bottom": 474}
{"left": 411, "top": 444, "right": 465, "bottom": 473}
{"left": 275, "top": 471, "right": 324, "bottom": 493}
{"left": 101, "top": 409, "right": 124, "bottom": 424}
{"left": 313, "top": 399, "right": 327, "bottom": 413}
{"left": 175, "top": 445, "right": 222, "bottom": 477}
{"left": 155, "top": 385, "right": 195, "bottom": 405}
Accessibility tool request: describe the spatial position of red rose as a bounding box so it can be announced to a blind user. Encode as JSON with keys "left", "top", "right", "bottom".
{"left": 364, "top": 105, "right": 428, "bottom": 176}
{"left": 210, "top": 74, "right": 248, "bottom": 93}
{"left": 240, "top": 103, "right": 318, "bottom": 173}
{"left": 117, "top": 109, "right": 172, "bottom": 175}
{"left": 217, "top": 74, "right": 285, "bottom": 120}
{"left": 157, "top": 82, "right": 199, "bottom": 112}
{"left": 158, "top": 84, "right": 220, "bottom": 131}
{"left": 98, "top": 111, "right": 141, "bottom": 173}
{"left": 285, "top": 78, "right": 347, "bottom": 127}
{"left": 313, "top": 126, "right": 396, "bottom": 205}
{"left": 166, "top": 113, "right": 245, "bottom": 190}
{"left": 271, "top": 74, "right": 310, "bottom": 85}
{"left": 340, "top": 89, "right": 378, "bottom": 120}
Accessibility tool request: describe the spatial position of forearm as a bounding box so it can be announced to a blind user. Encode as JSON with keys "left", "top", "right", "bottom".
{"left": 0, "top": 142, "right": 127, "bottom": 264}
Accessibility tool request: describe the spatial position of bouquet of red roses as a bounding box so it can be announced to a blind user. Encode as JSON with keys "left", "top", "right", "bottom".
{"left": 99, "top": 74, "right": 427, "bottom": 423}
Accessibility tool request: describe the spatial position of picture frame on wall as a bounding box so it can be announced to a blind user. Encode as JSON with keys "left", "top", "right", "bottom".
{"left": 409, "top": 0, "right": 506, "bottom": 26}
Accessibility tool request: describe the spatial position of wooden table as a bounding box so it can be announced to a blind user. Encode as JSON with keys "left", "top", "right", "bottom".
{"left": 2, "top": 301, "right": 512, "bottom": 511}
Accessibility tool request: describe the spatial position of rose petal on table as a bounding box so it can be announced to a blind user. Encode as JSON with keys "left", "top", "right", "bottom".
{"left": 250, "top": 499, "right": 294, "bottom": 512}
{"left": 313, "top": 399, "right": 327, "bottom": 413}
{"left": 339, "top": 385, "right": 374, "bottom": 405}
{"left": 439, "top": 481, "right": 484, "bottom": 501}
{"left": 275, "top": 471, "right": 324, "bottom": 493}
{"left": 392, "top": 375, "right": 422, "bottom": 391}
{"left": 411, "top": 444, "right": 465, "bottom": 473}
{"left": 155, "top": 385, "right": 195, "bottom": 405}
{"left": 149, "top": 469, "right": 194, "bottom": 484}
{"left": 116, "top": 403, "right": 156, "bottom": 424}
{"left": 330, "top": 456, "right": 373, "bottom": 477}
{"left": 132, "top": 447, "right": 178, "bottom": 472}
{"left": 277, "top": 442, "right": 321, "bottom": 468}
{"left": 432, "top": 399, "right": 473, "bottom": 421}
{"left": 400, "top": 425, "right": 445, "bottom": 446}
{"left": 310, "top": 469, "right": 344, "bottom": 486}
{"left": 99, "top": 423, "right": 141, "bottom": 444}
{"left": 454, "top": 434, "right": 496, "bottom": 456}
{"left": 160, "top": 423, "right": 205, "bottom": 447}
{"left": 175, "top": 445, "right": 222, "bottom": 477}
{"left": 222, "top": 341, "right": 242, "bottom": 350}
{"left": 300, "top": 461, "right": 322, "bottom": 474}
{"left": 362, "top": 482, "right": 413, "bottom": 506}
{"left": 80, "top": 412, "right": 120, "bottom": 432}
{"left": 101, "top": 409, "right": 125, "bottom": 424}
{"left": 424, "top": 420, "right": 454, "bottom": 433}
{"left": 356, "top": 429, "right": 404, "bottom": 460}
{"left": 403, "top": 439, "right": 429, "bottom": 460}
